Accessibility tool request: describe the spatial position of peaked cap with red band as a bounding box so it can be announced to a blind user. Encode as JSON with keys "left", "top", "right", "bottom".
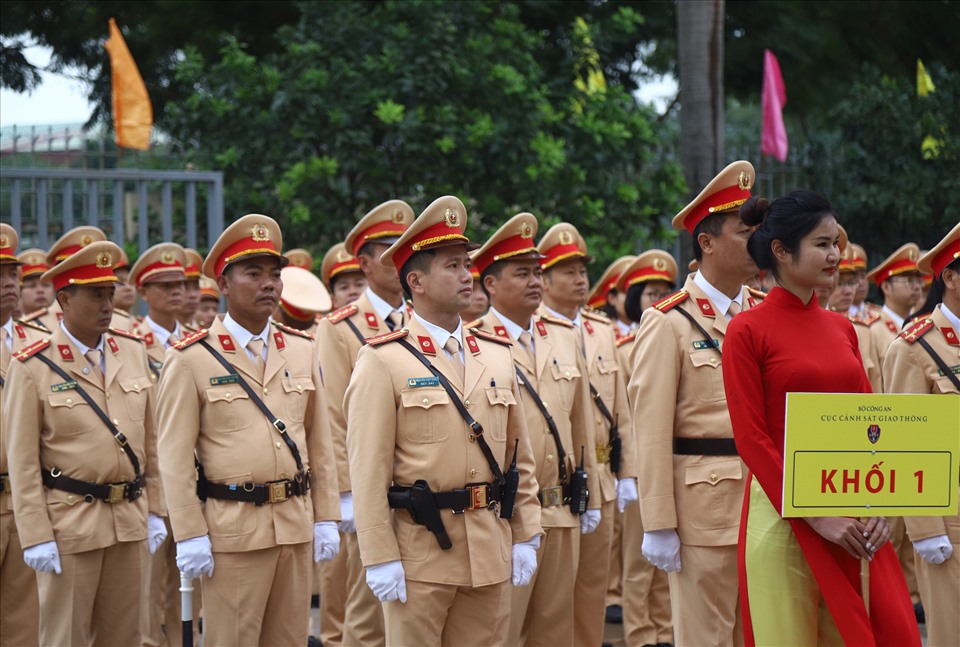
{"left": 114, "top": 248, "right": 131, "bottom": 271}
{"left": 382, "top": 195, "right": 475, "bottom": 271}
{"left": 0, "top": 223, "right": 21, "bottom": 265}
{"left": 919, "top": 222, "right": 960, "bottom": 278}
{"left": 471, "top": 212, "right": 541, "bottom": 276}
{"left": 848, "top": 243, "right": 868, "bottom": 271}
{"left": 320, "top": 242, "right": 361, "bottom": 287}
{"left": 345, "top": 199, "right": 415, "bottom": 258}
{"left": 616, "top": 249, "right": 678, "bottom": 293}
{"left": 587, "top": 255, "right": 635, "bottom": 309}
{"left": 203, "top": 214, "right": 288, "bottom": 279}
{"left": 866, "top": 243, "right": 921, "bottom": 286}
{"left": 280, "top": 265, "right": 331, "bottom": 319}
{"left": 838, "top": 242, "right": 857, "bottom": 273}
{"left": 18, "top": 248, "right": 50, "bottom": 278}
{"left": 41, "top": 240, "right": 122, "bottom": 292}
{"left": 199, "top": 276, "right": 220, "bottom": 301}
{"left": 46, "top": 226, "right": 107, "bottom": 265}
{"left": 672, "top": 160, "right": 755, "bottom": 234}
{"left": 537, "top": 222, "right": 592, "bottom": 271}
{"left": 183, "top": 248, "right": 203, "bottom": 279}
{"left": 284, "top": 248, "right": 314, "bottom": 271}
{"left": 130, "top": 242, "right": 187, "bottom": 287}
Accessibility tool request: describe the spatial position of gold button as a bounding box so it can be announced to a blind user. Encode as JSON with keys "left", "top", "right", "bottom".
{"left": 709, "top": 473, "right": 718, "bottom": 482}
{"left": 276, "top": 442, "right": 282, "bottom": 449}
{"left": 470, "top": 469, "right": 478, "bottom": 478}
{"left": 296, "top": 384, "right": 303, "bottom": 393}
{"left": 543, "top": 401, "right": 548, "bottom": 409}
{"left": 279, "top": 472, "right": 289, "bottom": 479}
{"left": 565, "top": 371, "right": 571, "bottom": 377}
{"left": 225, "top": 392, "right": 231, "bottom": 398}
{"left": 709, "top": 357, "right": 717, "bottom": 365}
{"left": 66, "top": 398, "right": 73, "bottom": 405}
{"left": 464, "top": 399, "right": 471, "bottom": 408}
{"left": 547, "top": 454, "right": 554, "bottom": 462}
{"left": 263, "top": 388, "right": 269, "bottom": 396}
{"left": 133, "top": 384, "right": 140, "bottom": 390}
{"left": 112, "top": 419, "right": 120, "bottom": 426}
{"left": 468, "top": 434, "right": 476, "bottom": 442}
{"left": 105, "top": 393, "right": 111, "bottom": 399}
{"left": 422, "top": 398, "right": 429, "bottom": 405}
{"left": 67, "top": 495, "right": 75, "bottom": 503}
{"left": 151, "top": 374, "right": 157, "bottom": 382}
{"left": 597, "top": 418, "right": 602, "bottom": 426}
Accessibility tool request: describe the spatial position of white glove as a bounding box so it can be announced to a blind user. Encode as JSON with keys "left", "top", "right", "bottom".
{"left": 314, "top": 522, "right": 340, "bottom": 562}
{"left": 511, "top": 536, "right": 540, "bottom": 586}
{"left": 147, "top": 514, "right": 168, "bottom": 554}
{"left": 23, "top": 541, "right": 61, "bottom": 574}
{"left": 176, "top": 535, "right": 214, "bottom": 579}
{"left": 365, "top": 560, "right": 407, "bottom": 603}
{"left": 339, "top": 492, "right": 356, "bottom": 534}
{"left": 913, "top": 535, "right": 954, "bottom": 565}
{"left": 580, "top": 508, "right": 601, "bottom": 534}
{"left": 642, "top": 528, "right": 682, "bottom": 572}
{"left": 616, "top": 478, "right": 639, "bottom": 513}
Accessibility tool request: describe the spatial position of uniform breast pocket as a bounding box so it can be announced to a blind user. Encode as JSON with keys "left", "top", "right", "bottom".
{"left": 118, "top": 377, "right": 149, "bottom": 421}
{"left": 399, "top": 388, "right": 450, "bottom": 444}
{"left": 934, "top": 375, "right": 960, "bottom": 394}
{"left": 684, "top": 459, "right": 743, "bottom": 530}
{"left": 282, "top": 376, "right": 315, "bottom": 423}
{"left": 687, "top": 350, "right": 725, "bottom": 402}
{"left": 47, "top": 392, "right": 92, "bottom": 434}
{"left": 483, "top": 386, "right": 516, "bottom": 442}
{"left": 550, "top": 363, "right": 581, "bottom": 412}
{"left": 204, "top": 386, "right": 251, "bottom": 432}
{"left": 593, "top": 359, "right": 619, "bottom": 403}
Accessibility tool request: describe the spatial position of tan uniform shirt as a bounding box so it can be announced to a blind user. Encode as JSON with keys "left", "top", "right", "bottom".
{"left": 19, "top": 302, "right": 60, "bottom": 334}
{"left": 870, "top": 307, "right": 901, "bottom": 364}
{"left": 478, "top": 310, "right": 600, "bottom": 529}
{"left": 850, "top": 314, "right": 884, "bottom": 393}
{"left": 345, "top": 317, "right": 542, "bottom": 586}
{"left": 156, "top": 317, "right": 339, "bottom": 553}
{"left": 627, "top": 275, "right": 759, "bottom": 546}
{"left": 3, "top": 326, "right": 162, "bottom": 554}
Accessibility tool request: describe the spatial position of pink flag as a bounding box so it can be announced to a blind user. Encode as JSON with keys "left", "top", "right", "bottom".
{"left": 761, "top": 49, "right": 788, "bottom": 162}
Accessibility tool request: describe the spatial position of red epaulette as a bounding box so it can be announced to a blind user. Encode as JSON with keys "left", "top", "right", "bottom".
{"left": 539, "top": 314, "right": 575, "bottom": 328}
{"left": 860, "top": 311, "right": 881, "bottom": 326}
{"left": 899, "top": 317, "right": 934, "bottom": 344}
{"left": 366, "top": 329, "right": 409, "bottom": 347}
{"left": 16, "top": 318, "right": 49, "bottom": 333}
{"left": 469, "top": 326, "right": 513, "bottom": 346}
{"left": 325, "top": 304, "right": 359, "bottom": 324}
{"left": 13, "top": 339, "right": 51, "bottom": 362}
{"left": 20, "top": 307, "right": 49, "bottom": 321}
{"left": 616, "top": 333, "right": 636, "bottom": 348}
{"left": 582, "top": 308, "right": 610, "bottom": 323}
{"left": 108, "top": 327, "right": 146, "bottom": 342}
{"left": 653, "top": 290, "right": 689, "bottom": 313}
{"left": 172, "top": 329, "right": 209, "bottom": 350}
{"left": 271, "top": 320, "right": 315, "bottom": 340}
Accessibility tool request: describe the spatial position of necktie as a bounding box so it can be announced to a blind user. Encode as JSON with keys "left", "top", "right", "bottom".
{"left": 728, "top": 300, "right": 742, "bottom": 319}
{"left": 387, "top": 311, "right": 403, "bottom": 331}
{"left": 85, "top": 349, "right": 103, "bottom": 384}
{"left": 518, "top": 331, "right": 536, "bottom": 366}
{"left": 248, "top": 338, "right": 265, "bottom": 381}
{"left": 443, "top": 337, "right": 465, "bottom": 386}
{"left": 1, "top": 328, "right": 10, "bottom": 372}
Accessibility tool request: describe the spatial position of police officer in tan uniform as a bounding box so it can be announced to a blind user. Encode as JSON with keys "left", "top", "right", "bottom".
{"left": 587, "top": 255, "right": 636, "bottom": 342}
{"left": 4, "top": 239, "right": 166, "bottom": 646}
{"left": 315, "top": 200, "right": 414, "bottom": 647}
{"left": 156, "top": 214, "right": 341, "bottom": 646}
{"left": 345, "top": 196, "right": 542, "bottom": 646}
{"left": 276, "top": 263, "right": 331, "bottom": 335}
{"left": 629, "top": 161, "right": 764, "bottom": 647}
{"left": 111, "top": 249, "right": 141, "bottom": 331}
{"left": 196, "top": 277, "right": 221, "bottom": 330}
{"left": 17, "top": 247, "right": 54, "bottom": 318}
{"left": 321, "top": 242, "right": 366, "bottom": 311}
{"left": 177, "top": 248, "right": 204, "bottom": 332}
{"left": 834, "top": 243, "right": 884, "bottom": 392}
{"left": 0, "top": 224, "right": 44, "bottom": 647}
{"left": 471, "top": 212, "right": 600, "bottom": 647}
{"left": 536, "top": 223, "right": 640, "bottom": 647}
{"left": 866, "top": 243, "right": 923, "bottom": 358}
{"left": 883, "top": 223, "right": 960, "bottom": 647}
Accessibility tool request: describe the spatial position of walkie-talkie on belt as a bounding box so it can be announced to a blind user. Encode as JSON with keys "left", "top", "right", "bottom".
{"left": 568, "top": 446, "right": 589, "bottom": 515}
{"left": 500, "top": 439, "right": 521, "bottom": 519}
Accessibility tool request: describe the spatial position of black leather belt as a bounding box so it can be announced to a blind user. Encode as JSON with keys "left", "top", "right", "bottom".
{"left": 673, "top": 437, "right": 738, "bottom": 456}
{"left": 388, "top": 482, "right": 500, "bottom": 513}
{"left": 201, "top": 476, "right": 309, "bottom": 507}
{"left": 0, "top": 472, "right": 10, "bottom": 494}
{"left": 42, "top": 468, "right": 143, "bottom": 503}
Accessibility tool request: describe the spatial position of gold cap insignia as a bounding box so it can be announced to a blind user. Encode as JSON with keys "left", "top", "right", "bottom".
{"left": 392, "top": 209, "right": 404, "bottom": 223}
{"left": 444, "top": 208, "right": 459, "bottom": 228}
{"left": 96, "top": 252, "right": 112, "bottom": 269}
{"left": 0, "top": 234, "right": 8, "bottom": 247}
{"left": 520, "top": 222, "right": 534, "bottom": 239}
{"left": 738, "top": 171, "right": 751, "bottom": 191}
{"left": 251, "top": 224, "right": 270, "bottom": 242}
{"left": 908, "top": 249, "right": 918, "bottom": 261}
{"left": 654, "top": 258, "right": 667, "bottom": 271}
{"left": 336, "top": 249, "right": 351, "bottom": 262}
{"left": 161, "top": 252, "right": 174, "bottom": 264}
{"left": 80, "top": 235, "right": 93, "bottom": 246}
{"left": 559, "top": 231, "right": 573, "bottom": 245}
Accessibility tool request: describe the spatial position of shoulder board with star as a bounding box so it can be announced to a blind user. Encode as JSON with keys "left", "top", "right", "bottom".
{"left": 847, "top": 314, "right": 871, "bottom": 327}
{"left": 539, "top": 314, "right": 575, "bottom": 328}
{"left": 325, "top": 304, "right": 359, "bottom": 324}
{"left": 616, "top": 333, "right": 636, "bottom": 348}
{"left": 16, "top": 318, "right": 50, "bottom": 333}
{"left": 271, "top": 320, "right": 315, "bottom": 341}
{"left": 14, "top": 338, "right": 51, "bottom": 362}
{"left": 108, "top": 327, "right": 146, "bottom": 342}
{"left": 653, "top": 290, "right": 689, "bottom": 313}
{"left": 899, "top": 317, "right": 934, "bottom": 344}
{"left": 463, "top": 318, "right": 483, "bottom": 329}
{"left": 366, "top": 329, "right": 409, "bottom": 347}
{"left": 20, "top": 307, "right": 49, "bottom": 322}
{"left": 172, "top": 329, "right": 209, "bottom": 350}
{"left": 582, "top": 308, "right": 611, "bottom": 324}
{"left": 468, "top": 326, "right": 513, "bottom": 346}
{"left": 858, "top": 311, "right": 881, "bottom": 326}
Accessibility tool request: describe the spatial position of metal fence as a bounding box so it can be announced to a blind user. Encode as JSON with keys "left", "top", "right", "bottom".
{"left": 0, "top": 168, "right": 224, "bottom": 254}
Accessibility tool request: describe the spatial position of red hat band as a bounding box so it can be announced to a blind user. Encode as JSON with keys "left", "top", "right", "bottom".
{"left": 214, "top": 237, "right": 281, "bottom": 278}
{"left": 136, "top": 260, "right": 185, "bottom": 287}
{"left": 20, "top": 263, "right": 50, "bottom": 279}
{"left": 330, "top": 258, "right": 361, "bottom": 280}
{"left": 624, "top": 265, "right": 673, "bottom": 289}
{"left": 874, "top": 258, "right": 919, "bottom": 286}
{"left": 54, "top": 244, "right": 85, "bottom": 263}
{"left": 391, "top": 221, "right": 468, "bottom": 271}
{"left": 540, "top": 243, "right": 585, "bottom": 270}
{"left": 473, "top": 236, "right": 538, "bottom": 276}
{"left": 587, "top": 275, "right": 621, "bottom": 309}
{"left": 184, "top": 264, "right": 201, "bottom": 279}
{"left": 930, "top": 238, "right": 960, "bottom": 278}
{"left": 279, "top": 299, "right": 315, "bottom": 322}
{"left": 838, "top": 258, "right": 854, "bottom": 272}
{"left": 683, "top": 184, "right": 750, "bottom": 234}
{"left": 51, "top": 257, "right": 119, "bottom": 292}
{"left": 351, "top": 221, "right": 409, "bottom": 257}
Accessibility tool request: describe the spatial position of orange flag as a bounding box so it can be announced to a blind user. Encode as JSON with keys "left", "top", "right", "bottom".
{"left": 105, "top": 18, "right": 153, "bottom": 150}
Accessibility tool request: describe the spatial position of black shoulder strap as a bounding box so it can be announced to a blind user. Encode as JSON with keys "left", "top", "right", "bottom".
{"left": 916, "top": 337, "right": 960, "bottom": 391}
{"left": 343, "top": 318, "right": 368, "bottom": 346}
{"left": 396, "top": 338, "right": 505, "bottom": 487}
{"left": 514, "top": 365, "right": 569, "bottom": 485}
{"left": 197, "top": 339, "right": 304, "bottom": 473}
{"left": 34, "top": 353, "right": 141, "bottom": 479}
{"left": 674, "top": 307, "right": 721, "bottom": 355}
{"left": 588, "top": 382, "right": 614, "bottom": 428}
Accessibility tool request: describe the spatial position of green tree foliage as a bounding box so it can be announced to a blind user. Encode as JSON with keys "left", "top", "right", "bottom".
{"left": 162, "top": 1, "right": 686, "bottom": 270}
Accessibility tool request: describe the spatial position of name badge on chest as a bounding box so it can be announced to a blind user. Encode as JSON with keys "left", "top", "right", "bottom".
{"left": 407, "top": 376, "right": 441, "bottom": 388}
{"left": 50, "top": 379, "right": 79, "bottom": 392}
{"left": 210, "top": 374, "right": 241, "bottom": 386}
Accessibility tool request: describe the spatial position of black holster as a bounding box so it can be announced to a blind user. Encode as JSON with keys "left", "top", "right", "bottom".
{"left": 499, "top": 439, "right": 520, "bottom": 520}
{"left": 609, "top": 423, "right": 622, "bottom": 475}
{"left": 388, "top": 480, "right": 452, "bottom": 550}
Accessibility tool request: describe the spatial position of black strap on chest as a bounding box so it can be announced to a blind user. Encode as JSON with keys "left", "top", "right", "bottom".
{"left": 396, "top": 338, "right": 506, "bottom": 488}
{"left": 589, "top": 382, "right": 622, "bottom": 473}
{"left": 33, "top": 353, "right": 142, "bottom": 479}
{"left": 514, "top": 365, "right": 569, "bottom": 485}
{"left": 342, "top": 318, "right": 368, "bottom": 346}
{"left": 916, "top": 337, "right": 960, "bottom": 391}
{"left": 674, "top": 307, "right": 721, "bottom": 356}
{"left": 197, "top": 339, "right": 305, "bottom": 473}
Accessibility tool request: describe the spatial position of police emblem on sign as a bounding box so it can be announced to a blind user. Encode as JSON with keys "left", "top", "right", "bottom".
{"left": 867, "top": 424, "right": 881, "bottom": 444}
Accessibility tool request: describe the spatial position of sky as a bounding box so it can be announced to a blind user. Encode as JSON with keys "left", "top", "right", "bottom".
{"left": 0, "top": 44, "right": 679, "bottom": 128}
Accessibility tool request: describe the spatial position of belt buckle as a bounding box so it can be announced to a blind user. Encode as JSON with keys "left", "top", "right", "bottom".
{"left": 268, "top": 481, "right": 289, "bottom": 503}
{"left": 0, "top": 474, "right": 10, "bottom": 493}
{"left": 467, "top": 484, "right": 488, "bottom": 510}
{"left": 596, "top": 446, "right": 611, "bottom": 464}
{"left": 540, "top": 486, "right": 563, "bottom": 508}
{"left": 107, "top": 483, "right": 127, "bottom": 504}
